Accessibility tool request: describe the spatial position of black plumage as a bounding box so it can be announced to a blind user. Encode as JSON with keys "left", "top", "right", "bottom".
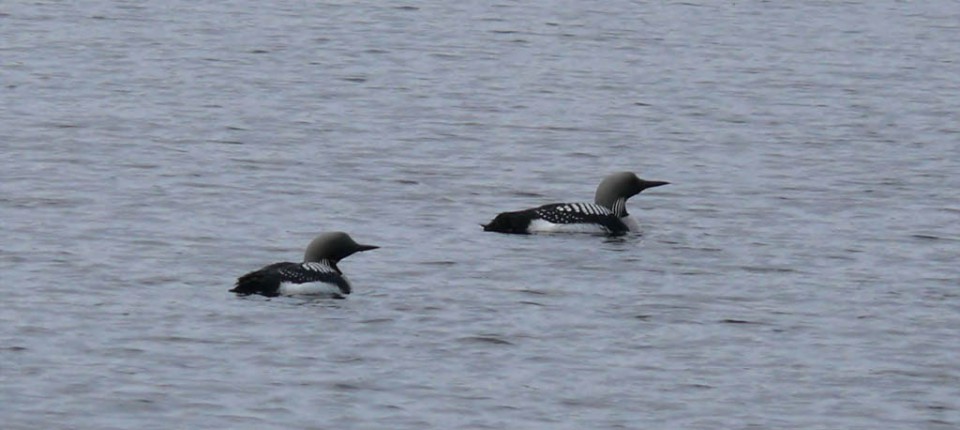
{"left": 483, "top": 203, "right": 629, "bottom": 235}
{"left": 231, "top": 261, "right": 350, "bottom": 297}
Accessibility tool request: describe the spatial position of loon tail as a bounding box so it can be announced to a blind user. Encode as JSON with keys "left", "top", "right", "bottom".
{"left": 482, "top": 211, "right": 532, "bottom": 234}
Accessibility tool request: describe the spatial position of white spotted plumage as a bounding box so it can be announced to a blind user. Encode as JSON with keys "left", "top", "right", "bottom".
{"left": 276, "top": 261, "right": 349, "bottom": 297}
{"left": 528, "top": 203, "right": 618, "bottom": 233}
{"left": 302, "top": 261, "right": 336, "bottom": 273}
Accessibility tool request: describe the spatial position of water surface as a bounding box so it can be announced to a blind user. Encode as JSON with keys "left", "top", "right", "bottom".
{"left": 2, "top": 1, "right": 959, "bottom": 429}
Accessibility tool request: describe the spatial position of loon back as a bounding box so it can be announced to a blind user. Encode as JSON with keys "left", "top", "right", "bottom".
{"left": 483, "top": 202, "right": 629, "bottom": 235}
{"left": 231, "top": 261, "right": 351, "bottom": 298}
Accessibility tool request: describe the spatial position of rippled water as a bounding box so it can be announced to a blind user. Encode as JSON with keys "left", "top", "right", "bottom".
{"left": 3, "top": 1, "right": 959, "bottom": 429}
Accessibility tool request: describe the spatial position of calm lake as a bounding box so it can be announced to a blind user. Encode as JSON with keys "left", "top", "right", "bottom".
{"left": 2, "top": 1, "right": 959, "bottom": 429}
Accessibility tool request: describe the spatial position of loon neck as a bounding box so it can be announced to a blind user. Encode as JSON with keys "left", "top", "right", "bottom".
{"left": 609, "top": 197, "right": 629, "bottom": 217}
{"left": 595, "top": 187, "right": 634, "bottom": 218}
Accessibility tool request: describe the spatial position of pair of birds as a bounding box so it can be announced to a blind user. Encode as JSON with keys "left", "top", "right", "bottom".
{"left": 231, "top": 172, "right": 668, "bottom": 298}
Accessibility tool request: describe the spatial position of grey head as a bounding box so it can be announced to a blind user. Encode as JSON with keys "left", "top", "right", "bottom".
{"left": 593, "top": 172, "right": 669, "bottom": 216}
{"left": 303, "top": 232, "right": 379, "bottom": 263}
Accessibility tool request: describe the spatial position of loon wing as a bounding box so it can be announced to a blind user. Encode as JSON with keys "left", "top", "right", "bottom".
{"left": 282, "top": 261, "right": 351, "bottom": 295}
{"left": 231, "top": 261, "right": 350, "bottom": 296}
{"left": 483, "top": 202, "right": 628, "bottom": 235}
{"left": 534, "top": 203, "right": 628, "bottom": 233}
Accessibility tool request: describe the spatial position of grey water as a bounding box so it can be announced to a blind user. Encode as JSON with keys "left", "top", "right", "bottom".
{"left": 2, "top": 1, "right": 959, "bottom": 428}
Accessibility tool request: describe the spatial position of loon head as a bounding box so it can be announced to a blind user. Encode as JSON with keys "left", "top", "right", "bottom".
{"left": 303, "top": 232, "right": 379, "bottom": 263}
{"left": 593, "top": 172, "right": 669, "bottom": 211}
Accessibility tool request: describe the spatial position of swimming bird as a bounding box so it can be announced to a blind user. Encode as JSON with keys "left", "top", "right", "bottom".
{"left": 231, "top": 232, "right": 378, "bottom": 298}
{"left": 482, "top": 172, "right": 668, "bottom": 235}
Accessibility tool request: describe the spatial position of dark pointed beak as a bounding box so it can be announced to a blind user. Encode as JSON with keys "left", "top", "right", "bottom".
{"left": 641, "top": 180, "right": 669, "bottom": 190}
{"left": 356, "top": 244, "right": 379, "bottom": 252}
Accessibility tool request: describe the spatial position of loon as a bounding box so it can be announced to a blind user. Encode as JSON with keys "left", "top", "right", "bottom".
{"left": 231, "top": 232, "right": 378, "bottom": 298}
{"left": 482, "top": 172, "right": 668, "bottom": 235}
